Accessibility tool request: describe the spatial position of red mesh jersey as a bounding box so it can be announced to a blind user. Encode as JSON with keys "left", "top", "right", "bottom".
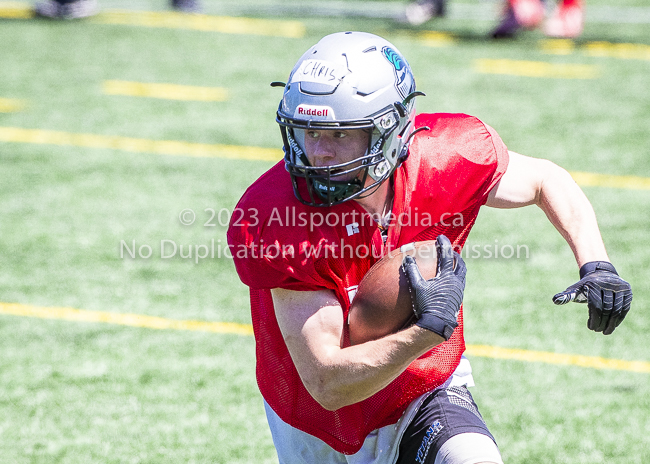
{"left": 227, "top": 113, "right": 509, "bottom": 454}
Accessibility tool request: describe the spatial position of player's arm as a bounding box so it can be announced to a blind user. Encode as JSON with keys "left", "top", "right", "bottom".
{"left": 271, "top": 287, "right": 442, "bottom": 411}
{"left": 271, "top": 236, "right": 465, "bottom": 410}
{"left": 486, "top": 151, "right": 608, "bottom": 266}
{"left": 486, "top": 151, "right": 632, "bottom": 334}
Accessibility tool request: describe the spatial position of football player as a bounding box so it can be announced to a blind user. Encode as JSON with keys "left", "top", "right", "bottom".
{"left": 34, "top": 0, "right": 200, "bottom": 19}
{"left": 403, "top": 0, "right": 447, "bottom": 26}
{"left": 493, "top": 0, "right": 585, "bottom": 39}
{"left": 227, "top": 32, "right": 632, "bottom": 464}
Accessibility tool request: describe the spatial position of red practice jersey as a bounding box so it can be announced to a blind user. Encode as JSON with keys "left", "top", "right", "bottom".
{"left": 227, "top": 113, "right": 509, "bottom": 454}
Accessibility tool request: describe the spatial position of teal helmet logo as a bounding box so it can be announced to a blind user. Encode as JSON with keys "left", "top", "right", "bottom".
{"left": 382, "top": 46, "right": 414, "bottom": 100}
{"left": 383, "top": 47, "right": 404, "bottom": 72}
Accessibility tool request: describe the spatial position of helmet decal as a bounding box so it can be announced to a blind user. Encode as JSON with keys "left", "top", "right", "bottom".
{"left": 369, "top": 137, "right": 383, "bottom": 155}
{"left": 286, "top": 130, "right": 306, "bottom": 161}
{"left": 295, "top": 104, "right": 335, "bottom": 119}
{"left": 382, "top": 47, "right": 404, "bottom": 72}
{"left": 382, "top": 46, "right": 414, "bottom": 100}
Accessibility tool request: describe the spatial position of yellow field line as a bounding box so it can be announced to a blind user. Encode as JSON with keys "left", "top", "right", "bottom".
{"left": 0, "top": 3, "right": 304, "bottom": 38}
{"left": 582, "top": 41, "right": 650, "bottom": 61}
{"left": 2, "top": 2, "right": 647, "bottom": 59}
{"left": 570, "top": 171, "right": 650, "bottom": 190}
{"left": 540, "top": 39, "right": 650, "bottom": 61}
{"left": 103, "top": 80, "right": 227, "bottom": 102}
{"left": 91, "top": 10, "right": 305, "bottom": 39}
{"left": 466, "top": 344, "right": 650, "bottom": 374}
{"left": 0, "top": 97, "right": 26, "bottom": 112}
{"left": 0, "top": 1, "right": 32, "bottom": 18}
{"left": 0, "top": 302, "right": 253, "bottom": 336}
{"left": 539, "top": 39, "right": 576, "bottom": 56}
{"left": 1, "top": 301, "right": 647, "bottom": 373}
{"left": 417, "top": 30, "right": 457, "bottom": 47}
{"left": 475, "top": 59, "right": 599, "bottom": 79}
{"left": 0, "top": 126, "right": 283, "bottom": 162}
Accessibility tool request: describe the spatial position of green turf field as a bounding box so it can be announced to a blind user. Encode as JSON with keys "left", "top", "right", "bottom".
{"left": 1, "top": 0, "right": 648, "bottom": 462}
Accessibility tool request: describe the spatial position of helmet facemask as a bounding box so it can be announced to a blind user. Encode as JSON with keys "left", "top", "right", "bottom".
{"left": 279, "top": 106, "right": 407, "bottom": 207}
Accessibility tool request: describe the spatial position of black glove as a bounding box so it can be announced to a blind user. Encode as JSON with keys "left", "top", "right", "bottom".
{"left": 553, "top": 261, "right": 633, "bottom": 335}
{"left": 401, "top": 235, "right": 467, "bottom": 340}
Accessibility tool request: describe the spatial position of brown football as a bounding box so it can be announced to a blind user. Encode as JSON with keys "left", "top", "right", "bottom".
{"left": 348, "top": 240, "right": 439, "bottom": 345}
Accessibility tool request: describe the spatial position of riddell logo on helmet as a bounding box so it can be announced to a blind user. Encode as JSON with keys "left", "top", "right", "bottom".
{"left": 296, "top": 105, "right": 334, "bottom": 119}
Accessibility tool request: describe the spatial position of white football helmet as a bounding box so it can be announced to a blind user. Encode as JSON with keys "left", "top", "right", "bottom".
{"left": 276, "top": 31, "right": 423, "bottom": 207}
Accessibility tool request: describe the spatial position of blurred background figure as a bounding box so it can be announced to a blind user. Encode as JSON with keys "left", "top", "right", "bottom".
{"left": 34, "top": 0, "right": 97, "bottom": 18}
{"left": 34, "top": 0, "right": 201, "bottom": 19}
{"left": 492, "top": 0, "right": 585, "bottom": 38}
{"left": 404, "top": 0, "right": 447, "bottom": 26}
{"left": 403, "top": 0, "right": 584, "bottom": 39}
{"left": 544, "top": 0, "right": 585, "bottom": 38}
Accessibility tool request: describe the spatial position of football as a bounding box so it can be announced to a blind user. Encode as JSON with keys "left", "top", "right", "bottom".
{"left": 348, "top": 240, "right": 439, "bottom": 345}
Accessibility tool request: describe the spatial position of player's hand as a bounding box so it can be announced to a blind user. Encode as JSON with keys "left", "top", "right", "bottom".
{"left": 552, "top": 261, "right": 632, "bottom": 335}
{"left": 402, "top": 235, "right": 466, "bottom": 340}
